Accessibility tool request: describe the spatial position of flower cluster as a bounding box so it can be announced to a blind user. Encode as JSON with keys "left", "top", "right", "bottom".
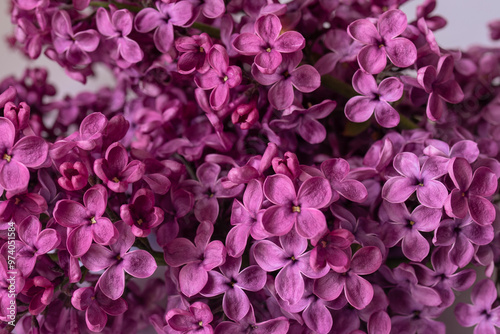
{"left": 2, "top": 0, "right": 500, "bottom": 333}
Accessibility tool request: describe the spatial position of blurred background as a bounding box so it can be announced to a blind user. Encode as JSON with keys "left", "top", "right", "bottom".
{"left": 0, "top": 0, "right": 499, "bottom": 333}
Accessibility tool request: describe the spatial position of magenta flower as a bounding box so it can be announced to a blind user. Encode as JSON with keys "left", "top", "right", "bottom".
{"left": 455, "top": 279, "right": 500, "bottom": 334}
{"left": 233, "top": 14, "right": 305, "bottom": 74}
{"left": 195, "top": 45, "right": 242, "bottom": 111}
{"left": 262, "top": 174, "right": 332, "bottom": 238}
{"left": 57, "top": 161, "right": 88, "bottom": 191}
{"left": 252, "top": 51, "right": 321, "bottom": 110}
{"left": 4, "top": 101, "right": 30, "bottom": 131}
{"left": 190, "top": 0, "right": 225, "bottom": 20}
{"left": 382, "top": 152, "right": 449, "bottom": 208}
{"left": 434, "top": 216, "right": 494, "bottom": 268}
{"left": 72, "top": 286, "right": 128, "bottom": 333}
{"left": 53, "top": 185, "right": 118, "bottom": 257}
{"left": 166, "top": 301, "right": 213, "bottom": 334}
{"left": 0, "top": 191, "right": 47, "bottom": 224}
{"left": 314, "top": 246, "right": 383, "bottom": 310}
{"left": 345, "top": 70, "right": 403, "bottom": 128}
{"left": 226, "top": 179, "right": 269, "bottom": 258}
{"left": 120, "top": 188, "right": 164, "bottom": 237}
{"left": 96, "top": 8, "right": 143, "bottom": 66}
{"left": 253, "top": 229, "right": 329, "bottom": 305}
{"left": 201, "top": 256, "right": 266, "bottom": 321}
{"left": 134, "top": 1, "right": 193, "bottom": 53}
{"left": 320, "top": 158, "right": 368, "bottom": 203}
{"left": 164, "top": 221, "right": 226, "bottom": 297}
{"left": 16, "top": 215, "right": 60, "bottom": 277}
{"left": 315, "top": 28, "right": 361, "bottom": 75}
{"left": 51, "top": 10, "right": 100, "bottom": 65}
{"left": 309, "top": 228, "right": 354, "bottom": 272}
{"left": 94, "top": 142, "right": 146, "bottom": 193}
{"left": 382, "top": 202, "right": 441, "bottom": 262}
{"left": 215, "top": 306, "right": 289, "bottom": 334}
{"left": 22, "top": 276, "right": 54, "bottom": 316}
{"left": 0, "top": 117, "right": 48, "bottom": 191}
{"left": 445, "top": 157, "right": 498, "bottom": 225}
{"left": 423, "top": 139, "right": 479, "bottom": 164}
{"left": 347, "top": 9, "right": 417, "bottom": 74}
{"left": 175, "top": 33, "right": 213, "bottom": 74}
{"left": 81, "top": 221, "right": 157, "bottom": 300}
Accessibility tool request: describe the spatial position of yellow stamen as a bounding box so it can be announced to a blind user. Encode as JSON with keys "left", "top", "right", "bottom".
{"left": 223, "top": 76, "right": 228, "bottom": 82}
{"left": 378, "top": 44, "right": 384, "bottom": 49}
{"left": 112, "top": 177, "right": 120, "bottom": 183}
{"left": 462, "top": 192, "right": 466, "bottom": 197}
{"left": 291, "top": 256, "right": 296, "bottom": 261}
{"left": 91, "top": 296, "right": 95, "bottom": 300}
{"left": 14, "top": 198, "right": 21, "bottom": 205}
{"left": 418, "top": 183, "right": 424, "bottom": 187}
{"left": 321, "top": 240, "right": 327, "bottom": 248}
{"left": 200, "top": 46, "right": 204, "bottom": 53}
{"left": 409, "top": 220, "right": 415, "bottom": 226}
{"left": 266, "top": 47, "right": 272, "bottom": 52}
{"left": 198, "top": 321, "right": 203, "bottom": 326}
{"left": 137, "top": 219, "right": 144, "bottom": 225}
{"left": 90, "top": 217, "right": 97, "bottom": 224}
{"left": 2, "top": 154, "right": 11, "bottom": 162}
{"left": 292, "top": 206, "right": 301, "bottom": 213}
{"left": 116, "top": 255, "right": 121, "bottom": 260}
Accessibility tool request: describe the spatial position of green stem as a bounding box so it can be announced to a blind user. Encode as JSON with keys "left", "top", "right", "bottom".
{"left": 89, "top": 1, "right": 141, "bottom": 12}
{"left": 191, "top": 22, "right": 221, "bottom": 39}
{"left": 174, "top": 153, "right": 197, "bottom": 180}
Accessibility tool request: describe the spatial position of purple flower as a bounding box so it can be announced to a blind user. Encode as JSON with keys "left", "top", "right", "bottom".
{"left": 214, "top": 306, "right": 289, "bottom": 334}
{"left": 345, "top": 70, "right": 403, "bottom": 128}
{"left": 347, "top": 9, "right": 417, "bottom": 74}
{"left": 445, "top": 157, "right": 498, "bottom": 225}
{"left": 94, "top": 142, "right": 146, "bottom": 193}
{"left": 22, "top": 276, "right": 54, "bottom": 316}
{"left": 382, "top": 152, "right": 449, "bottom": 208}
{"left": 195, "top": 45, "right": 242, "bottom": 111}
{"left": 315, "top": 28, "right": 361, "bottom": 75}
{"left": 262, "top": 174, "right": 332, "bottom": 238}
{"left": 455, "top": 279, "right": 500, "bottom": 334}
{"left": 57, "top": 161, "right": 88, "bottom": 191}
{"left": 201, "top": 256, "right": 266, "bottom": 321}
{"left": 0, "top": 117, "right": 48, "bottom": 191}
{"left": 51, "top": 10, "right": 100, "bottom": 65}
{"left": 81, "top": 221, "right": 157, "bottom": 300}
{"left": 382, "top": 202, "right": 441, "bottom": 262}
{"left": 434, "top": 216, "right": 494, "bottom": 268}
{"left": 423, "top": 139, "right": 479, "bottom": 164}
{"left": 189, "top": 0, "right": 225, "bottom": 20}
{"left": 415, "top": 55, "right": 464, "bottom": 121}
{"left": 232, "top": 14, "right": 305, "bottom": 74}
{"left": 309, "top": 228, "right": 354, "bottom": 272}
{"left": 253, "top": 229, "right": 329, "bottom": 305}
{"left": 16, "top": 215, "right": 60, "bottom": 277}
{"left": 252, "top": 51, "right": 321, "bottom": 110}
{"left": 4, "top": 101, "right": 30, "bottom": 131}
{"left": 314, "top": 246, "right": 383, "bottom": 310}
{"left": 320, "top": 158, "right": 368, "bottom": 203}
{"left": 166, "top": 301, "right": 213, "bottom": 334}
{"left": 53, "top": 185, "right": 118, "bottom": 257}
{"left": 0, "top": 191, "right": 47, "bottom": 224}
{"left": 96, "top": 8, "right": 143, "bottom": 66}
{"left": 175, "top": 33, "right": 213, "bottom": 74}
{"left": 120, "top": 188, "right": 164, "bottom": 237}
{"left": 72, "top": 286, "right": 128, "bottom": 333}
{"left": 134, "top": 1, "right": 193, "bottom": 53}
{"left": 164, "top": 221, "right": 226, "bottom": 297}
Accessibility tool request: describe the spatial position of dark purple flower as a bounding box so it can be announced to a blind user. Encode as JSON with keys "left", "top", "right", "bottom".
{"left": 214, "top": 305, "right": 289, "bottom": 334}
{"left": 175, "top": 33, "right": 213, "bottom": 74}
{"left": 233, "top": 14, "right": 305, "bottom": 74}
{"left": 3, "top": 102, "right": 30, "bottom": 131}
{"left": 252, "top": 51, "right": 321, "bottom": 110}
{"left": 320, "top": 158, "right": 368, "bottom": 203}
{"left": 347, "top": 9, "right": 417, "bottom": 74}
{"left": 51, "top": 10, "right": 100, "bottom": 65}
{"left": 166, "top": 301, "right": 213, "bottom": 334}
{"left": 57, "top": 161, "right": 88, "bottom": 191}
{"left": 382, "top": 152, "right": 449, "bottom": 208}
{"left": 345, "top": 70, "right": 403, "bottom": 128}
{"left": 22, "top": 276, "right": 54, "bottom": 316}
{"left": 120, "top": 188, "right": 164, "bottom": 237}
{"left": 81, "top": 221, "right": 157, "bottom": 300}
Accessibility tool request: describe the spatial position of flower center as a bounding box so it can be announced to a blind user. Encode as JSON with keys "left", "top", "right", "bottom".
{"left": 292, "top": 205, "right": 301, "bottom": 213}
{"left": 291, "top": 255, "right": 296, "bottom": 262}
{"left": 116, "top": 255, "right": 121, "bottom": 261}
{"left": 223, "top": 75, "right": 228, "bottom": 82}
{"left": 378, "top": 43, "right": 384, "bottom": 48}
{"left": 266, "top": 47, "right": 272, "bottom": 52}
{"left": 137, "top": 218, "right": 144, "bottom": 225}
{"left": 199, "top": 46, "right": 204, "bottom": 53}
{"left": 2, "top": 154, "right": 11, "bottom": 162}
{"left": 90, "top": 296, "right": 95, "bottom": 300}
{"left": 90, "top": 217, "right": 97, "bottom": 224}
{"left": 198, "top": 321, "right": 203, "bottom": 327}
{"left": 14, "top": 197, "right": 21, "bottom": 205}
{"left": 112, "top": 177, "right": 120, "bottom": 183}
{"left": 462, "top": 192, "right": 466, "bottom": 197}
{"left": 409, "top": 220, "right": 415, "bottom": 226}
{"left": 321, "top": 240, "right": 327, "bottom": 248}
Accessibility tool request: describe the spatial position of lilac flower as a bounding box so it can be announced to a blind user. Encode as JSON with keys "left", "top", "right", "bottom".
{"left": 320, "top": 158, "right": 368, "bottom": 203}
{"left": 415, "top": 55, "right": 464, "bottom": 121}
{"left": 382, "top": 152, "right": 449, "bottom": 208}
{"left": 455, "top": 279, "right": 500, "bottom": 334}
{"left": 94, "top": 142, "right": 146, "bottom": 193}
{"left": 415, "top": 0, "right": 447, "bottom": 31}
{"left": 252, "top": 51, "right": 321, "bottom": 110}
{"left": 423, "top": 139, "right": 479, "bottom": 163}
{"left": 309, "top": 228, "right": 354, "bottom": 272}
{"left": 156, "top": 188, "right": 194, "bottom": 247}
{"left": 164, "top": 221, "right": 226, "bottom": 297}
{"left": 345, "top": 70, "right": 403, "bottom": 128}
{"left": 175, "top": 33, "right": 213, "bottom": 74}
{"left": 120, "top": 188, "right": 164, "bottom": 237}
{"left": 195, "top": 45, "right": 242, "bottom": 111}
{"left": 231, "top": 101, "right": 259, "bottom": 130}
{"left": 201, "top": 256, "right": 266, "bottom": 320}
{"left": 96, "top": 8, "right": 143, "bottom": 66}
{"left": 72, "top": 286, "right": 128, "bottom": 333}
{"left": 51, "top": 11, "right": 100, "bottom": 65}
{"left": 81, "top": 221, "right": 157, "bottom": 300}
{"left": 445, "top": 157, "right": 498, "bottom": 225}
{"left": 253, "top": 229, "right": 329, "bottom": 305}
{"left": 0, "top": 191, "right": 47, "bottom": 224}
{"left": 57, "top": 161, "right": 88, "bottom": 191}
{"left": 189, "top": 0, "right": 225, "bottom": 20}
{"left": 262, "top": 174, "right": 332, "bottom": 238}
{"left": 270, "top": 100, "right": 336, "bottom": 144}
{"left": 214, "top": 306, "right": 289, "bottom": 334}
{"left": 271, "top": 152, "right": 301, "bottom": 181}
{"left": 16, "top": 215, "right": 60, "bottom": 277}
{"left": 53, "top": 185, "right": 118, "bottom": 257}
{"left": 314, "top": 246, "right": 383, "bottom": 310}
{"left": 382, "top": 202, "right": 441, "bottom": 262}
{"left": 22, "top": 276, "right": 54, "bottom": 316}
{"left": 434, "top": 216, "right": 494, "bottom": 268}
{"left": 226, "top": 179, "right": 269, "bottom": 258}
{"left": 4, "top": 101, "right": 30, "bottom": 131}
{"left": 134, "top": 1, "right": 193, "bottom": 53}
{"left": 347, "top": 9, "right": 417, "bottom": 74}
{"left": 232, "top": 14, "right": 305, "bottom": 74}
{"left": 315, "top": 29, "right": 361, "bottom": 75}
{"left": 0, "top": 117, "right": 48, "bottom": 191}
{"left": 166, "top": 301, "right": 213, "bottom": 334}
